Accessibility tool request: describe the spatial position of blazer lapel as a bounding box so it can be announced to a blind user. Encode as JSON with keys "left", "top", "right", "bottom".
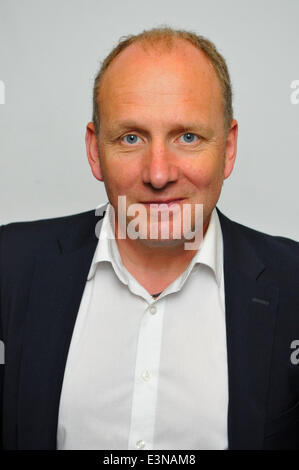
{"left": 217, "top": 208, "right": 279, "bottom": 450}
{"left": 17, "top": 208, "right": 106, "bottom": 449}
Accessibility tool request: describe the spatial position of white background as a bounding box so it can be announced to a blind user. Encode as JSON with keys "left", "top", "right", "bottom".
{"left": 0, "top": 0, "right": 298, "bottom": 240}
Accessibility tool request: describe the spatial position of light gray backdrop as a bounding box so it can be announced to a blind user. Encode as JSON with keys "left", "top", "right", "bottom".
{"left": 0, "top": 0, "right": 298, "bottom": 240}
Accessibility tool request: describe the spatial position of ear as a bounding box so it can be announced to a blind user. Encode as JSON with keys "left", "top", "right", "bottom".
{"left": 223, "top": 119, "right": 238, "bottom": 180}
{"left": 85, "top": 122, "right": 104, "bottom": 181}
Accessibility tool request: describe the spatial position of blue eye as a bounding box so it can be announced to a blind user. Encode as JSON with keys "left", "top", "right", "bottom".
{"left": 123, "top": 134, "right": 141, "bottom": 144}
{"left": 179, "top": 133, "right": 198, "bottom": 143}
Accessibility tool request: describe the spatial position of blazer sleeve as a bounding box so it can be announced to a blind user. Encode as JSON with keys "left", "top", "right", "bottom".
{"left": 0, "top": 226, "right": 4, "bottom": 450}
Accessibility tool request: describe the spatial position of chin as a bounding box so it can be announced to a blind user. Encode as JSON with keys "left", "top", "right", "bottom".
{"left": 138, "top": 236, "right": 186, "bottom": 248}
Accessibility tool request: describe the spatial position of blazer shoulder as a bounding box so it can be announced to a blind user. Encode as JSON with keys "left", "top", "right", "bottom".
{"left": 0, "top": 208, "right": 105, "bottom": 268}
{"left": 217, "top": 209, "right": 299, "bottom": 287}
{"left": 233, "top": 219, "right": 299, "bottom": 258}
{"left": 1, "top": 207, "right": 104, "bottom": 241}
{"left": 1, "top": 208, "right": 96, "bottom": 234}
{"left": 218, "top": 208, "right": 299, "bottom": 253}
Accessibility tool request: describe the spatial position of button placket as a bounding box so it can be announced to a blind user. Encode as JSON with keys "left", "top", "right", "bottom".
{"left": 128, "top": 298, "right": 166, "bottom": 450}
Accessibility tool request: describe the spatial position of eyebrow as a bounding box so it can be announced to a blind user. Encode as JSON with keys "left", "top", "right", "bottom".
{"left": 106, "top": 120, "right": 214, "bottom": 138}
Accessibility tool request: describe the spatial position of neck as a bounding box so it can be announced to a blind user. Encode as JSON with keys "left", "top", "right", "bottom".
{"left": 113, "top": 215, "right": 211, "bottom": 293}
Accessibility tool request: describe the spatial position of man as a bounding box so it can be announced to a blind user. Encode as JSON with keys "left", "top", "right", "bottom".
{"left": 0, "top": 27, "right": 299, "bottom": 450}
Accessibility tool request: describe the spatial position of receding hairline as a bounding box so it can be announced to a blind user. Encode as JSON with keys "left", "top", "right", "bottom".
{"left": 97, "top": 38, "right": 218, "bottom": 101}
{"left": 92, "top": 27, "right": 234, "bottom": 135}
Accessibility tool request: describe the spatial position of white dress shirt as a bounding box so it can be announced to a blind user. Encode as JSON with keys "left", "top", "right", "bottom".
{"left": 57, "top": 203, "right": 228, "bottom": 450}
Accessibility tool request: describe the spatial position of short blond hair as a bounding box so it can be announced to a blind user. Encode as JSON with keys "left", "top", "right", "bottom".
{"left": 92, "top": 26, "right": 233, "bottom": 135}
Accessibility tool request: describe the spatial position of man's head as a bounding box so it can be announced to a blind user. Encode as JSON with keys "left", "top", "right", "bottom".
{"left": 86, "top": 26, "right": 238, "bottom": 245}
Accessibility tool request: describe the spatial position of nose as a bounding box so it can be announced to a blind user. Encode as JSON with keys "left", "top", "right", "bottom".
{"left": 142, "top": 142, "right": 179, "bottom": 189}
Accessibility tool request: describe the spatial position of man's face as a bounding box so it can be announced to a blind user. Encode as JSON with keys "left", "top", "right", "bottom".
{"left": 86, "top": 40, "right": 238, "bottom": 245}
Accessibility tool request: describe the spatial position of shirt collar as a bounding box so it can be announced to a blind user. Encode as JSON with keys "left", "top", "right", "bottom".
{"left": 189, "top": 205, "right": 223, "bottom": 287}
{"left": 87, "top": 202, "right": 223, "bottom": 289}
{"left": 87, "top": 202, "right": 129, "bottom": 284}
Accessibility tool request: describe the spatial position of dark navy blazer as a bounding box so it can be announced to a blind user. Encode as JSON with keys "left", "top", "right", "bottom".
{"left": 0, "top": 206, "right": 299, "bottom": 450}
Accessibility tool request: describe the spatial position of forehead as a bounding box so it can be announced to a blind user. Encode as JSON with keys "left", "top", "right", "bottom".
{"left": 98, "top": 39, "right": 223, "bottom": 125}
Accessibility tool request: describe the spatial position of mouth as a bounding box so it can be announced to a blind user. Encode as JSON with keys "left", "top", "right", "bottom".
{"left": 140, "top": 198, "right": 186, "bottom": 209}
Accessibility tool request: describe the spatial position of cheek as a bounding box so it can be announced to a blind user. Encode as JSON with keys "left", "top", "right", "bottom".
{"left": 185, "top": 154, "right": 224, "bottom": 189}
{"left": 101, "top": 154, "right": 141, "bottom": 193}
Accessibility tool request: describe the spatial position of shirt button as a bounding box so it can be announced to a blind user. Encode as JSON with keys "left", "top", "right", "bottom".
{"left": 141, "top": 370, "right": 150, "bottom": 381}
{"left": 136, "top": 440, "right": 146, "bottom": 449}
{"left": 149, "top": 305, "right": 157, "bottom": 315}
